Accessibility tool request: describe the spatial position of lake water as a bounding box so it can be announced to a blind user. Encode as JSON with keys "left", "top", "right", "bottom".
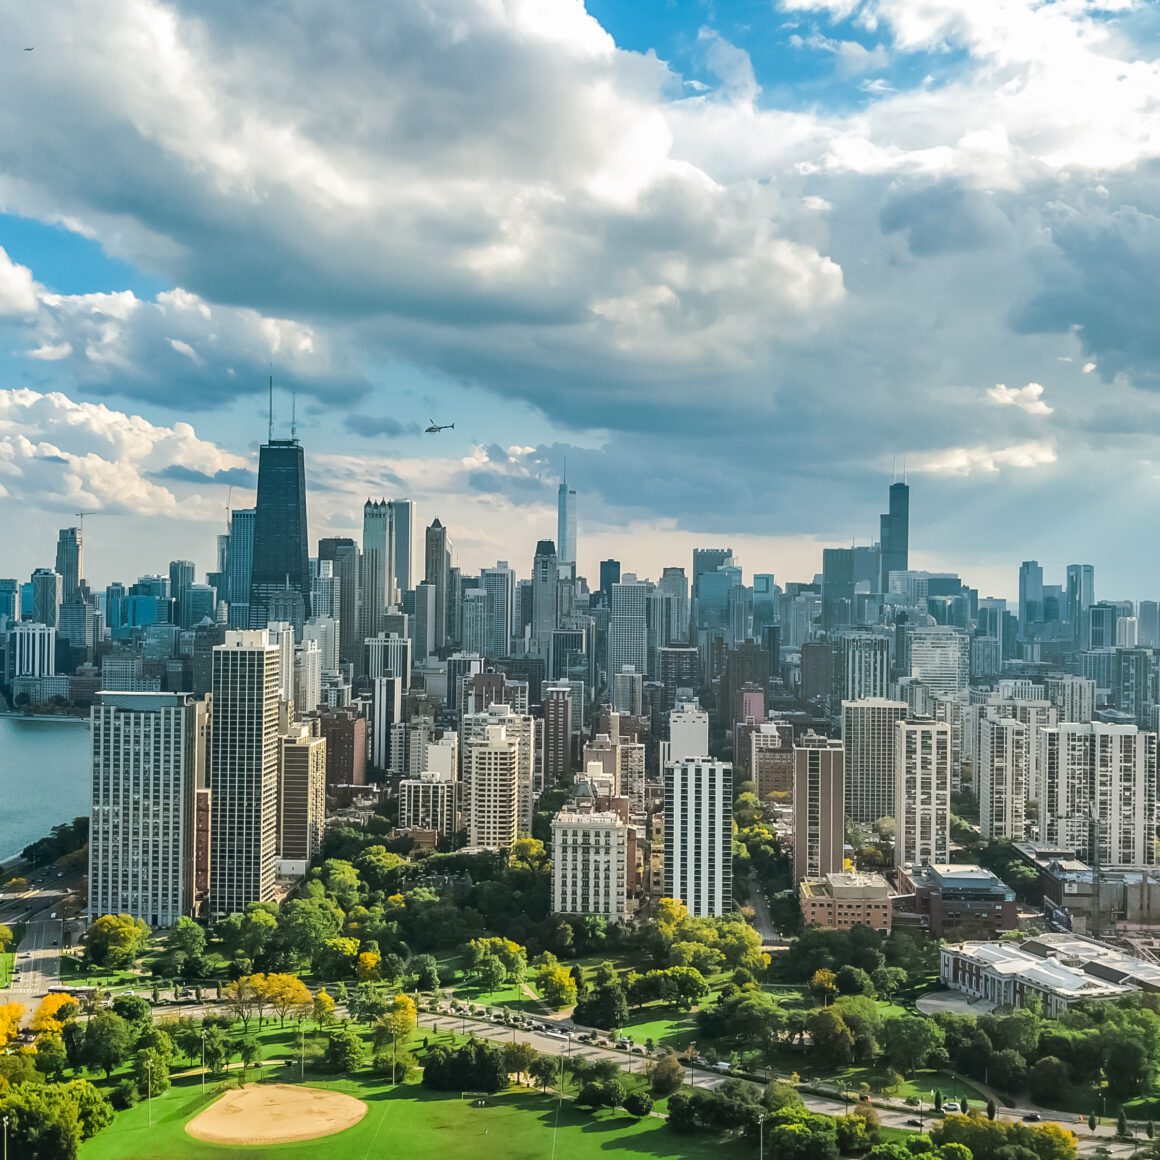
{"left": 0, "top": 715, "right": 92, "bottom": 860}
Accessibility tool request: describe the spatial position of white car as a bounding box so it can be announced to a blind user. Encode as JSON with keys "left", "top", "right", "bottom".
{"left": 942, "top": 1102, "right": 961, "bottom": 1113}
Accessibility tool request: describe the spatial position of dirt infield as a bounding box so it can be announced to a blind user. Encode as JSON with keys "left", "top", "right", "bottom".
{"left": 185, "top": 1083, "right": 368, "bottom": 1145}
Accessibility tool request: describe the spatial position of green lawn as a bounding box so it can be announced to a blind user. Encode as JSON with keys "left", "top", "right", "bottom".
{"left": 81, "top": 1074, "right": 744, "bottom": 1160}
{"left": 0, "top": 923, "right": 24, "bottom": 988}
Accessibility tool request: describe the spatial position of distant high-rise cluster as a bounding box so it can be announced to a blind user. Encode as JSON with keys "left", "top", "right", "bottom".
{"left": 7, "top": 428, "right": 1160, "bottom": 943}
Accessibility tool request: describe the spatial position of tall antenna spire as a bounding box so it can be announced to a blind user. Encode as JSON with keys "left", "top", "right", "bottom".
{"left": 891, "top": 454, "right": 897, "bottom": 484}
{"left": 267, "top": 364, "right": 274, "bottom": 444}
{"left": 562, "top": 451, "right": 567, "bottom": 485}
{"left": 291, "top": 388, "right": 297, "bottom": 441}
{"left": 903, "top": 454, "right": 908, "bottom": 484}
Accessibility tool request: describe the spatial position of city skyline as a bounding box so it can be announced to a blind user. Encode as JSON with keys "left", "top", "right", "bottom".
{"left": 2, "top": 3, "right": 1160, "bottom": 597}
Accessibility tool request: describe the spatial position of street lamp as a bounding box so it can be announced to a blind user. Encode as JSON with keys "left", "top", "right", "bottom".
{"left": 200, "top": 1029, "right": 207, "bottom": 1091}
{"left": 758, "top": 1113, "right": 766, "bottom": 1160}
{"left": 3, "top": 1112, "right": 8, "bottom": 1160}
{"left": 146, "top": 1058, "right": 153, "bottom": 1128}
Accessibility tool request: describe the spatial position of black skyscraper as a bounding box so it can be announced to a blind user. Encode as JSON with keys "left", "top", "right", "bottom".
{"left": 249, "top": 438, "right": 311, "bottom": 630}
{"left": 599, "top": 559, "right": 621, "bottom": 606}
{"left": 878, "top": 481, "right": 909, "bottom": 592}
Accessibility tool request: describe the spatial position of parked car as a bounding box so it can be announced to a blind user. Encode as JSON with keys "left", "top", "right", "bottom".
{"left": 943, "top": 1102, "right": 961, "bottom": 1113}
{"left": 906, "top": 1119, "right": 923, "bottom": 1128}
{"left": 1022, "top": 1113, "right": 1041, "bottom": 1122}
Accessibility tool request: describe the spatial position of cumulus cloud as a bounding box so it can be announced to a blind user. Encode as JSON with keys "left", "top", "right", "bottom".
{"left": 986, "top": 382, "right": 1053, "bottom": 415}
{"left": 0, "top": 388, "right": 245, "bottom": 516}
{"left": 909, "top": 441, "right": 1057, "bottom": 476}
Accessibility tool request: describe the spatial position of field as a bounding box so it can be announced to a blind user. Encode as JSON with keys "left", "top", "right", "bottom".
{"left": 0, "top": 922, "right": 23, "bottom": 988}
{"left": 80, "top": 1072, "right": 744, "bottom": 1160}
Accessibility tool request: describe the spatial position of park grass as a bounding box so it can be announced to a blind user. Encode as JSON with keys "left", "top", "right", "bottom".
{"left": 80, "top": 1072, "right": 743, "bottom": 1160}
{"left": 0, "top": 922, "right": 21, "bottom": 988}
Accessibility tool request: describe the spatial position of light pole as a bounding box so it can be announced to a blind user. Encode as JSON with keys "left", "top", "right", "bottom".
{"left": 3, "top": 1112, "right": 8, "bottom": 1160}
{"left": 300, "top": 1027, "right": 305, "bottom": 1081}
{"left": 146, "top": 1058, "right": 153, "bottom": 1128}
{"left": 200, "top": 1028, "right": 207, "bottom": 1091}
{"left": 758, "top": 1113, "right": 765, "bottom": 1160}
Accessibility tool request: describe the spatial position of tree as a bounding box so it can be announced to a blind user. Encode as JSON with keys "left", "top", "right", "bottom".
{"left": 1088, "top": 1111, "right": 1097, "bottom": 1135}
{"left": 84, "top": 1012, "right": 132, "bottom": 1077}
{"left": 356, "top": 950, "right": 382, "bottom": 982}
{"left": 34, "top": 1034, "right": 69, "bottom": 1080}
{"left": 236, "top": 1037, "right": 261, "bottom": 1082}
{"left": 872, "top": 966, "right": 908, "bottom": 1001}
{"left": 624, "top": 1091, "right": 654, "bottom": 1118}
{"left": 810, "top": 968, "right": 838, "bottom": 1004}
{"left": 882, "top": 1016, "right": 945, "bottom": 1075}
{"left": 314, "top": 936, "right": 360, "bottom": 979}
{"left": 323, "top": 1024, "right": 367, "bottom": 1073}
{"left": 111, "top": 993, "right": 152, "bottom": 1028}
{"left": 168, "top": 916, "right": 206, "bottom": 960}
{"left": 413, "top": 954, "right": 441, "bottom": 992}
{"left": 313, "top": 989, "right": 337, "bottom": 1028}
{"left": 203, "top": 1025, "right": 230, "bottom": 1075}
{"left": 374, "top": 993, "right": 418, "bottom": 1083}
{"left": 0, "top": 922, "right": 13, "bottom": 954}
{"left": 503, "top": 1040, "right": 537, "bottom": 1085}
{"left": 836, "top": 965, "right": 875, "bottom": 996}
{"left": 538, "top": 964, "right": 578, "bottom": 1009}
{"left": 0, "top": 1001, "right": 25, "bottom": 1048}
{"left": 530, "top": 1054, "right": 558, "bottom": 1092}
{"left": 31, "top": 993, "right": 80, "bottom": 1034}
{"left": 133, "top": 1046, "right": 171, "bottom": 1098}
{"left": 807, "top": 1008, "right": 855, "bottom": 1068}
{"left": 987, "top": 1099, "right": 997, "bottom": 1121}
{"left": 266, "top": 973, "right": 312, "bottom": 1026}
{"left": 988, "top": 1048, "right": 1028, "bottom": 1093}
{"left": 651, "top": 1051, "right": 684, "bottom": 1095}
{"left": 85, "top": 913, "right": 150, "bottom": 968}
{"left": 223, "top": 976, "right": 258, "bottom": 1031}
{"left": 1028, "top": 1056, "right": 1070, "bottom": 1106}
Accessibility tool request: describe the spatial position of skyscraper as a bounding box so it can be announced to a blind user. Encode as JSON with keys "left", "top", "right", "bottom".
{"left": 608, "top": 580, "right": 649, "bottom": 677}
{"left": 89, "top": 691, "right": 208, "bottom": 926}
{"left": 531, "top": 539, "right": 559, "bottom": 658}
{"left": 1067, "top": 564, "right": 1096, "bottom": 647}
{"left": 209, "top": 631, "right": 281, "bottom": 915}
{"left": 978, "top": 714, "right": 1028, "bottom": 841}
{"left": 249, "top": 438, "right": 311, "bottom": 631}
{"left": 878, "top": 481, "right": 909, "bottom": 591}
{"left": 55, "top": 527, "right": 83, "bottom": 602}
{"left": 598, "top": 559, "right": 621, "bottom": 606}
{"left": 894, "top": 718, "right": 952, "bottom": 869}
{"left": 360, "top": 500, "right": 393, "bottom": 643}
{"left": 318, "top": 536, "right": 359, "bottom": 665}
{"left": 389, "top": 498, "right": 413, "bottom": 597}
{"left": 839, "top": 630, "right": 892, "bottom": 701}
{"left": 822, "top": 547, "right": 855, "bottom": 630}
{"left": 227, "top": 508, "right": 255, "bottom": 629}
{"left": 464, "top": 724, "right": 520, "bottom": 850}
{"left": 424, "top": 519, "right": 451, "bottom": 651}
{"left": 542, "top": 682, "right": 573, "bottom": 787}
{"left": 31, "top": 568, "right": 62, "bottom": 627}
{"left": 842, "top": 698, "right": 908, "bottom": 824}
{"left": 664, "top": 758, "right": 733, "bottom": 916}
{"left": 169, "top": 559, "right": 195, "bottom": 628}
{"left": 1018, "top": 560, "right": 1044, "bottom": 639}
{"left": 480, "top": 562, "right": 516, "bottom": 658}
{"left": 557, "top": 472, "right": 577, "bottom": 567}
{"left": 792, "top": 733, "right": 845, "bottom": 882}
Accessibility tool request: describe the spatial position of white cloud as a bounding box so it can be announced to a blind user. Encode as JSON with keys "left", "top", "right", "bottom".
{"left": 0, "top": 388, "right": 246, "bottom": 517}
{"left": 909, "top": 440, "right": 1058, "bottom": 476}
{"left": 986, "top": 381, "right": 1053, "bottom": 415}
{"left": 0, "top": 247, "right": 38, "bottom": 317}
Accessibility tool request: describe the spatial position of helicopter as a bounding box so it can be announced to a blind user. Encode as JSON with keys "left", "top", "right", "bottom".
{"left": 425, "top": 419, "right": 454, "bottom": 434}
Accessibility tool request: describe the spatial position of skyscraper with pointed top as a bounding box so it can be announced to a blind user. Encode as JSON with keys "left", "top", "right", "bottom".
{"left": 249, "top": 392, "right": 311, "bottom": 631}
{"left": 557, "top": 465, "right": 577, "bottom": 569}
{"left": 878, "top": 479, "right": 909, "bottom": 592}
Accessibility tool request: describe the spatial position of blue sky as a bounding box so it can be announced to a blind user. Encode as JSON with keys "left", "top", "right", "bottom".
{"left": 2, "top": 0, "right": 1160, "bottom": 599}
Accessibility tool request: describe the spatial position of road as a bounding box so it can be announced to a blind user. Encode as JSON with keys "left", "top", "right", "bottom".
{"left": 0, "top": 867, "right": 82, "bottom": 1016}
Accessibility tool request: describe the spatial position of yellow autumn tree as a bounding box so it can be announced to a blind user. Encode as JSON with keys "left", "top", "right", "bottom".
{"left": 356, "top": 950, "right": 382, "bottom": 981}
{"left": 0, "top": 1001, "right": 26, "bottom": 1047}
{"left": 30, "top": 993, "right": 79, "bottom": 1034}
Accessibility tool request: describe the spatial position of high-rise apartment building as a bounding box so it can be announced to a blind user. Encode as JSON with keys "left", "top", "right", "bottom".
{"left": 608, "top": 581, "right": 649, "bottom": 677}
{"left": 460, "top": 588, "right": 488, "bottom": 656}
{"left": 842, "top": 698, "right": 908, "bottom": 824}
{"left": 907, "top": 627, "right": 970, "bottom": 696}
{"left": 7, "top": 622, "right": 56, "bottom": 678}
{"left": 89, "top": 692, "right": 208, "bottom": 926}
{"left": 464, "top": 723, "right": 520, "bottom": 849}
{"left": 531, "top": 539, "right": 559, "bottom": 659}
{"left": 169, "top": 559, "right": 195, "bottom": 628}
{"left": 611, "top": 666, "right": 644, "bottom": 716}
{"left": 792, "top": 733, "right": 845, "bottom": 882}
{"left": 1067, "top": 564, "right": 1096, "bottom": 647}
{"left": 31, "top": 568, "right": 62, "bottom": 628}
{"left": 1041, "top": 722, "right": 1158, "bottom": 867}
{"left": 365, "top": 632, "right": 412, "bottom": 690}
{"left": 277, "top": 730, "right": 327, "bottom": 872}
{"left": 664, "top": 758, "right": 733, "bottom": 916}
{"left": 1018, "top": 560, "right": 1044, "bottom": 639}
{"left": 839, "top": 630, "right": 892, "bottom": 701}
{"left": 542, "top": 682, "right": 573, "bottom": 786}
{"left": 1044, "top": 675, "right": 1095, "bottom": 723}
{"left": 666, "top": 699, "right": 710, "bottom": 764}
{"left": 751, "top": 721, "right": 795, "bottom": 801}
{"left": 249, "top": 439, "right": 311, "bottom": 630}
{"left": 894, "top": 718, "right": 952, "bottom": 869}
{"left": 399, "top": 772, "right": 458, "bottom": 837}
{"left": 462, "top": 702, "right": 537, "bottom": 835}
{"left": 552, "top": 810, "right": 628, "bottom": 922}
{"left": 978, "top": 714, "right": 1028, "bottom": 841}
{"left": 598, "top": 559, "right": 621, "bottom": 606}
{"left": 209, "top": 631, "right": 281, "bottom": 915}
{"left": 658, "top": 644, "right": 700, "bottom": 720}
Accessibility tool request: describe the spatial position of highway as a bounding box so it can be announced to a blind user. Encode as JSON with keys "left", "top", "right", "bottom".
{"left": 0, "top": 866, "right": 83, "bottom": 1015}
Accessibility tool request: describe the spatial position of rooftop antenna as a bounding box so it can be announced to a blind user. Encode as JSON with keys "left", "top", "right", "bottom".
{"left": 291, "top": 388, "right": 297, "bottom": 441}
{"left": 891, "top": 454, "right": 897, "bottom": 484}
{"left": 225, "top": 486, "right": 233, "bottom": 532}
{"left": 267, "top": 363, "right": 274, "bottom": 444}
{"left": 903, "top": 454, "right": 908, "bottom": 484}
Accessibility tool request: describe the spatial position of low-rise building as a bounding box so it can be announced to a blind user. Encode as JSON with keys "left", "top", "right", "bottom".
{"left": 799, "top": 871, "right": 894, "bottom": 932}
{"left": 897, "top": 863, "right": 1018, "bottom": 939}
{"left": 940, "top": 932, "right": 1160, "bottom": 1015}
